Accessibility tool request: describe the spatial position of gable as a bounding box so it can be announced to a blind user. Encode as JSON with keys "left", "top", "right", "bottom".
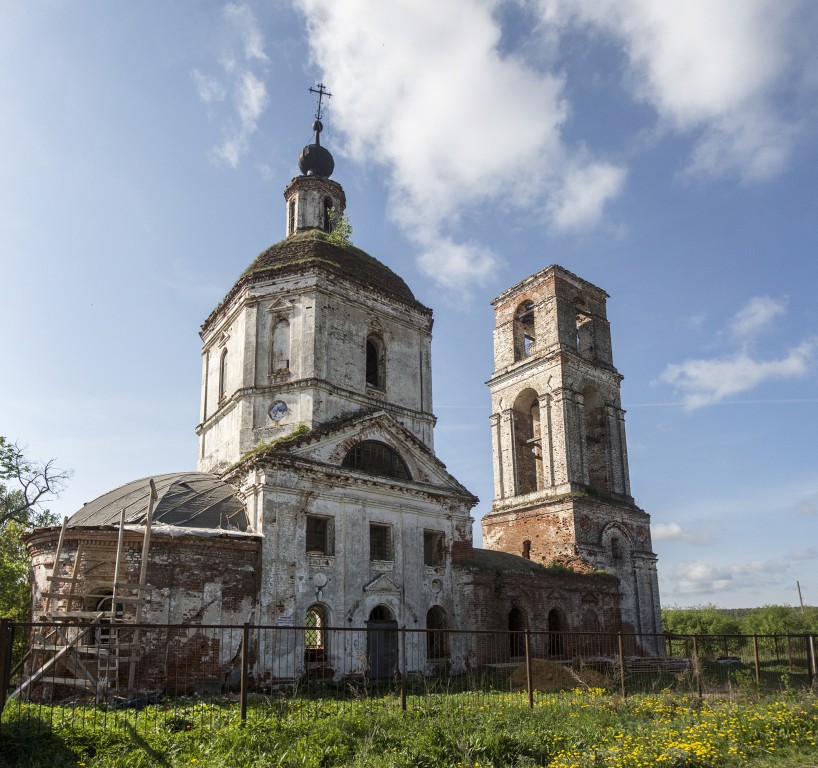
{"left": 272, "top": 411, "right": 476, "bottom": 502}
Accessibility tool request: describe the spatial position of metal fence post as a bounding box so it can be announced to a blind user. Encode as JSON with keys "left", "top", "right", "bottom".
{"left": 808, "top": 635, "right": 817, "bottom": 684}
{"left": 752, "top": 635, "right": 761, "bottom": 686}
{"left": 692, "top": 636, "right": 702, "bottom": 699}
{"left": 400, "top": 626, "right": 406, "bottom": 712}
{"left": 617, "top": 632, "right": 626, "bottom": 698}
{"left": 524, "top": 629, "right": 533, "bottom": 709}
{"left": 240, "top": 622, "right": 250, "bottom": 722}
{"left": 0, "top": 619, "right": 13, "bottom": 720}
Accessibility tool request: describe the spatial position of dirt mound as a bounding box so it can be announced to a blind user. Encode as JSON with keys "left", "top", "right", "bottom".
{"left": 509, "top": 658, "right": 610, "bottom": 692}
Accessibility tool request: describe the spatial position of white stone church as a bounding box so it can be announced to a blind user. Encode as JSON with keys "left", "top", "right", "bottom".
{"left": 26, "top": 112, "right": 663, "bottom": 686}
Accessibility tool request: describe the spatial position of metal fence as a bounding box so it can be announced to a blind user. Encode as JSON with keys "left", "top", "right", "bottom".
{"left": 1, "top": 619, "right": 816, "bottom": 733}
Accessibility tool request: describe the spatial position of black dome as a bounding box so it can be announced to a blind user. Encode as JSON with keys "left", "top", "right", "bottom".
{"left": 298, "top": 143, "right": 335, "bottom": 177}
{"left": 297, "top": 119, "right": 335, "bottom": 178}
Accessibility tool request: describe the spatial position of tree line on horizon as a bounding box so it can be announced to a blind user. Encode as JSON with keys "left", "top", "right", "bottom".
{"left": 662, "top": 603, "right": 818, "bottom": 636}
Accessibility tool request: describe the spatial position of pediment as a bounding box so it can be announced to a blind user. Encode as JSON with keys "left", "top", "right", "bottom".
{"left": 364, "top": 573, "right": 400, "bottom": 593}
{"left": 281, "top": 411, "right": 476, "bottom": 500}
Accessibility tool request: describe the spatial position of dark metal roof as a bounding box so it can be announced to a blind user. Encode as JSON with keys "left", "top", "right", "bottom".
{"left": 68, "top": 472, "right": 248, "bottom": 531}
{"left": 202, "top": 230, "right": 427, "bottom": 333}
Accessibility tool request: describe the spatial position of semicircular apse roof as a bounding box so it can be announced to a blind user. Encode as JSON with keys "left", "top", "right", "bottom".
{"left": 67, "top": 472, "right": 248, "bottom": 531}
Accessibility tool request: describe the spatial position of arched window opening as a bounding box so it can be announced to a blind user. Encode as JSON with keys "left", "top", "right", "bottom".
{"left": 270, "top": 318, "right": 290, "bottom": 374}
{"left": 305, "top": 604, "right": 327, "bottom": 662}
{"left": 322, "top": 196, "right": 334, "bottom": 232}
{"left": 521, "top": 540, "right": 531, "bottom": 560}
{"left": 514, "top": 300, "right": 536, "bottom": 361}
{"left": 547, "top": 608, "right": 566, "bottom": 657}
{"left": 513, "top": 389, "right": 543, "bottom": 495}
{"left": 218, "top": 348, "right": 228, "bottom": 402}
{"left": 611, "top": 536, "right": 621, "bottom": 560}
{"left": 92, "top": 595, "right": 123, "bottom": 646}
{"left": 575, "top": 311, "right": 595, "bottom": 360}
{"left": 426, "top": 606, "right": 448, "bottom": 659}
{"left": 288, "top": 199, "right": 296, "bottom": 235}
{"left": 508, "top": 607, "right": 526, "bottom": 657}
{"left": 365, "top": 335, "right": 385, "bottom": 389}
{"left": 583, "top": 385, "right": 609, "bottom": 492}
{"left": 342, "top": 441, "right": 411, "bottom": 481}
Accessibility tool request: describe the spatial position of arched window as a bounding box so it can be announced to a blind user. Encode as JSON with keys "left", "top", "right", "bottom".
{"left": 513, "top": 389, "right": 543, "bottom": 495}
{"left": 288, "top": 199, "right": 296, "bottom": 235}
{"left": 426, "top": 606, "right": 448, "bottom": 659}
{"left": 323, "top": 196, "right": 333, "bottom": 232}
{"left": 342, "top": 441, "right": 411, "bottom": 481}
{"left": 270, "top": 318, "right": 290, "bottom": 374}
{"left": 365, "top": 334, "right": 385, "bottom": 389}
{"left": 218, "top": 348, "right": 228, "bottom": 402}
{"left": 514, "top": 300, "right": 536, "bottom": 361}
{"left": 305, "top": 604, "right": 327, "bottom": 662}
{"left": 92, "top": 595, "right": 123, "bottom": 645}
{"left": 508, "top": 607, "right": 526, "bottom": 657}
{"left": 583, "top": 385, "right": 609, "bottom": 491}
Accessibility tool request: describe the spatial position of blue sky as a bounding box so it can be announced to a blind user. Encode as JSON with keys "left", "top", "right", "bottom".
{"left": 2, "top": 0, "right": 817, "bottom": 609}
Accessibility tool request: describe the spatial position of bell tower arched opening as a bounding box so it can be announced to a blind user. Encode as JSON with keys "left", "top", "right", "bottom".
{"left": 513, "top": 388, "right": 543, "bottom": 495}
{"left": 583, "top": 385, "right": 609, "bottom": 492}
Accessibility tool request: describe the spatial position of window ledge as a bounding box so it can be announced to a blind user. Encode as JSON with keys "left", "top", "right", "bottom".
{"left": 307, "top": 554, "right": 335, "bottom": 568}
{"left": 370, "top": 560, "right": 394, "bottom": 571}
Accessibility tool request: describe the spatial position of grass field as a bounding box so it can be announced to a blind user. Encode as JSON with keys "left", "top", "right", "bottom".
{"left": 1, "top": 689, "right": 817, "bottom": 767}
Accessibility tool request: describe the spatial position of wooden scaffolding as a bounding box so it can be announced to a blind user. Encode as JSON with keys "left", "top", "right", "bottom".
{"left": 11, "top": 480, "right": 157, "bottom": 702}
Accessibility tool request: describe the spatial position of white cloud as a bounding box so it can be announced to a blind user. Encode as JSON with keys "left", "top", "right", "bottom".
{"left": 652, "top": 522, "right": 713, "bottom": 545}
{"left": 538, "top": 0, "right": 817, "bottom": 181}
{"left": 671, "top": 557, "right": 791, "bottom": 596}
{"left": 192, "top": 3, "right": 270, "bottom": 168}
{"left": 548, "top": 161, "right": 627, "bottom": 231}
{"left": 660, "top": 296, "right": 815, "bottom": 409}
{"left": 729, "top": 296, "right": 787, "bottom": 340}
{"left": 295, "top": 0, "right": 625, "bottom": 294}
{"left": 416, "top": 236, "right": 501, "bottom": 296}
{"left": 660, "top": 342, "right": 816, "bottom": 410}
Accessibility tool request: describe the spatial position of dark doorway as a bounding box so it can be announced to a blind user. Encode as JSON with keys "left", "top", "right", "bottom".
{"left": 508, "top": 607, "right": 526, "bottom": 658}
{"left": 548, "top": 608, "right": 566, "bottom": 657}
{"left": 366, "top": 605, "right": 398, "bottom": 679}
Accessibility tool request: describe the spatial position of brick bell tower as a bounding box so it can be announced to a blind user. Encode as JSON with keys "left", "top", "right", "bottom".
{"left": 482, "top": 265, "right": 662, "bottom": 642}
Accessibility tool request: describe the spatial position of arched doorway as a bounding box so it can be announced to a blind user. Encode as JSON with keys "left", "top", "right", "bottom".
{"left": 366, "top": 605, "right": 398, "bottom": 679}
{"left": 508, "top": 607, "right": 526, "bottom": 658}
{"left": 547, "top": 608, "right": 566, "bottom": 657}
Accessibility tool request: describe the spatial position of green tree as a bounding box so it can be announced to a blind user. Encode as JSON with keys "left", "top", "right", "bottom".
{"left": 0, "top": 436, "right": 66, "bottom": 620}
{"left": 661, "top": 604, "right": 741, "bottom": 635}
{"left": 740, "top": 605, "right": 817, "bottom": 635}
{"left": 326, "top": 208, "right": 353, "bottom": 246}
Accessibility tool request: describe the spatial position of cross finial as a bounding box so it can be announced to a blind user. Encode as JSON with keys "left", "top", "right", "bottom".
{"left": 309, "top": 83, "right": 332, "bottom": 121}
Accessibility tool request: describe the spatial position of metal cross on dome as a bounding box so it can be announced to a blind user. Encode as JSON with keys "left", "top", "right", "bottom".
{"left": 309, "top": 83, "right": 332, "bottom": 121}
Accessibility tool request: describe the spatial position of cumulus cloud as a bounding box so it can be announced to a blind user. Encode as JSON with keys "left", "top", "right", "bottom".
{"left": 652, "top": 522, "right": 714, "bottom": 545}
{"left": 295, "top": 0, "right": 626, "bottom": 293}
{"left": 538, "top": 0, "right": 817, "bottom": 181}
{"left": 659, "top": 296, "right": 816, "bottom": 409}
{"left": 192, "top": 3, "right": 270, "bottom": 168}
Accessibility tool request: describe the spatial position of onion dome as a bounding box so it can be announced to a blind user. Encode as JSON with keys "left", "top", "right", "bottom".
{"left": 298, "top": 119, "right": 335, "bottom": 178}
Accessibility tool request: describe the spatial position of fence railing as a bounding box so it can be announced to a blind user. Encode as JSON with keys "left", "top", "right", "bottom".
{"left": 1, "top": 619, "right": 816, "bottom": 732}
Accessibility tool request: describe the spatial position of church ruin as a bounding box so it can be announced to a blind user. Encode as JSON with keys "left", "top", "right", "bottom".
{"left": 21, "top": 101, "right": 662, "bottom": 698}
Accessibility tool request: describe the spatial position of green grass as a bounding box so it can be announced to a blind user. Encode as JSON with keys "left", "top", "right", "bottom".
{"left": 1, "top": 689, "right": 816, "bottom": 767}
